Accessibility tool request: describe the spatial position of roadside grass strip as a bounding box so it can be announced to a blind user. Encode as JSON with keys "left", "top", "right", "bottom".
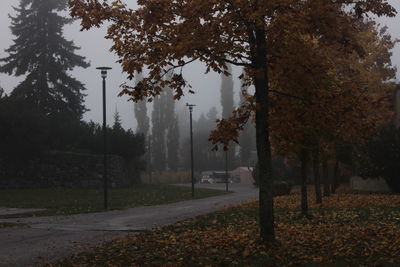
{"left": 0, "top": 184, "right": 228, "bottom": 217}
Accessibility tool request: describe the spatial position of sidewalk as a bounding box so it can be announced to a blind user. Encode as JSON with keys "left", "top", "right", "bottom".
{"left": 0, "top": 207, "right": 46, "bottom": 216}
{"left": 0, "top": 184, "right": 258, "bottom": 267}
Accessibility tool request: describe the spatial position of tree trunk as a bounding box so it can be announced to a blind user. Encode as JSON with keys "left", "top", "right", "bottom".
{"left": 322, "top": 158, "right": 330, "bottom": 197}
{"left": 300, "top": 149, "right": 309, "bottom": 217}
{"left": 312, "top": 150, "right": 322, "bottom": 204}
{"left": 252, "top": 27, "right": 275, "bottom": 243}
{"left": 332, "top": 159, "right": 339, "bottom": 193}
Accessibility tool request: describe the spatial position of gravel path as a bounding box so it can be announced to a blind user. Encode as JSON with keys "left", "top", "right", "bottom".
{"left": 0, "top": 184, "right": 258, "bottom": 267}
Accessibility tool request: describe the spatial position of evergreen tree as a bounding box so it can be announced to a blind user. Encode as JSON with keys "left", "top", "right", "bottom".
{"left": 134, "top": 72, "right": 149, "bottom": 135}
{"left": 112, "top": 108, "right": 123, "bottom": 130}
{"left": 0, "top": 0, "right": 89, "bottom": 120}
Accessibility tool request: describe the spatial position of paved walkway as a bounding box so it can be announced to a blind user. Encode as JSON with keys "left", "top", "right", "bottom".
{"left": 0, "top": 208, "right": 46, "bottom": 216}
{"left": 0, "top": 184, "right": 258, "bottom": 267}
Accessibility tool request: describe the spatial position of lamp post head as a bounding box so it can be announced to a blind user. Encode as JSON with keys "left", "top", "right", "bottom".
{"left": 186, "top": 103, "right": 196, "bottom": 112}
{"left": 96, "top": 67, "right": 112, "bottom": 79}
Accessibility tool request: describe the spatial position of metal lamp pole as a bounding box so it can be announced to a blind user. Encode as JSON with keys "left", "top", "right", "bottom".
{"left": 96, "top": 66, "right": 112, "bottom": 210}
{"left": 186, "top": 103, "right": 196, "bottom": 197}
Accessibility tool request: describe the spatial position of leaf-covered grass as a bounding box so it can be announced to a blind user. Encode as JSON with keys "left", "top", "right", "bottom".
{"left": 48, "top": 191, "right": 400, "bottom": 266}
{"left": 0, "top": 184, "right": 227, "bottom": 217}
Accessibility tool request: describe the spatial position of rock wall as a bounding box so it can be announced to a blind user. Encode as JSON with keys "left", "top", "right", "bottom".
{"left": 0, "top": 151, "right": 141, "bottom": 189}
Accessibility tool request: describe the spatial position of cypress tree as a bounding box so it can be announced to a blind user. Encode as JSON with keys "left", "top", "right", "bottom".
{"left": 0, "top": 0, "right": 89, "bottom": 120}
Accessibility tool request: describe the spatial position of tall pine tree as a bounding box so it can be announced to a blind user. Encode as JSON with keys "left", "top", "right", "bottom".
{"left": 0, "top": 0, "right": 89, "bottom": 120}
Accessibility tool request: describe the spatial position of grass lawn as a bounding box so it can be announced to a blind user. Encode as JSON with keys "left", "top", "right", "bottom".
{"left": 47, "top": 189, "right": 400, "bottom": 266}
{"left": 0, "top": 184, "right": 227, "bottom": 217}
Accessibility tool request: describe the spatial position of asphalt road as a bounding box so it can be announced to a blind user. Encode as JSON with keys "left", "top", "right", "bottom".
{"left": 0, "top": 184, "right": 258, "bottom": 267}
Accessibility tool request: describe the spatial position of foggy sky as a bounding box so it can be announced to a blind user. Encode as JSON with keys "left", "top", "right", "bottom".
{"left": 0, "top": 1, "right": 399, "bottom": 131}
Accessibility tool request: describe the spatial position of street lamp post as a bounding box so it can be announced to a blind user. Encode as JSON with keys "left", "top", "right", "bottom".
{"left": 96, "top": 66, "right": 112, "bottom": 210}
{"left": 186, "top": 103, "right": 196, "bottom": 197}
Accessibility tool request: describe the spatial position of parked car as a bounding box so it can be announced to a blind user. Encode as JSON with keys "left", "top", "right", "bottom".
{"left": 200, "top": 175, "right": 214, "bottom": 184}
{"left": 200, "top": 172, "right": 232, "bottom": 184}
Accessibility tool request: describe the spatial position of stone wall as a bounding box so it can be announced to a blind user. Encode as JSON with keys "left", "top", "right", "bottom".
{"left": 0, "top": 151, "right": 141, "bottom": 189}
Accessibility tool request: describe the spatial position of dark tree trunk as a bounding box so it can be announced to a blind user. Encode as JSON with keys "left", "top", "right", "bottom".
{"left": 312, "top": 150, "right": 322, "bottom": 204}
{"left": 322, "top": 158, "right": 330, "bottom": 197}
{"left": 332, "top": 159, "right": 339, "bottom": 193}
{"left": 300, "top": 149, "right": 309, "bottom": 216}
{"left": 252, "top": 26, "right": 275, "bottom": 243}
